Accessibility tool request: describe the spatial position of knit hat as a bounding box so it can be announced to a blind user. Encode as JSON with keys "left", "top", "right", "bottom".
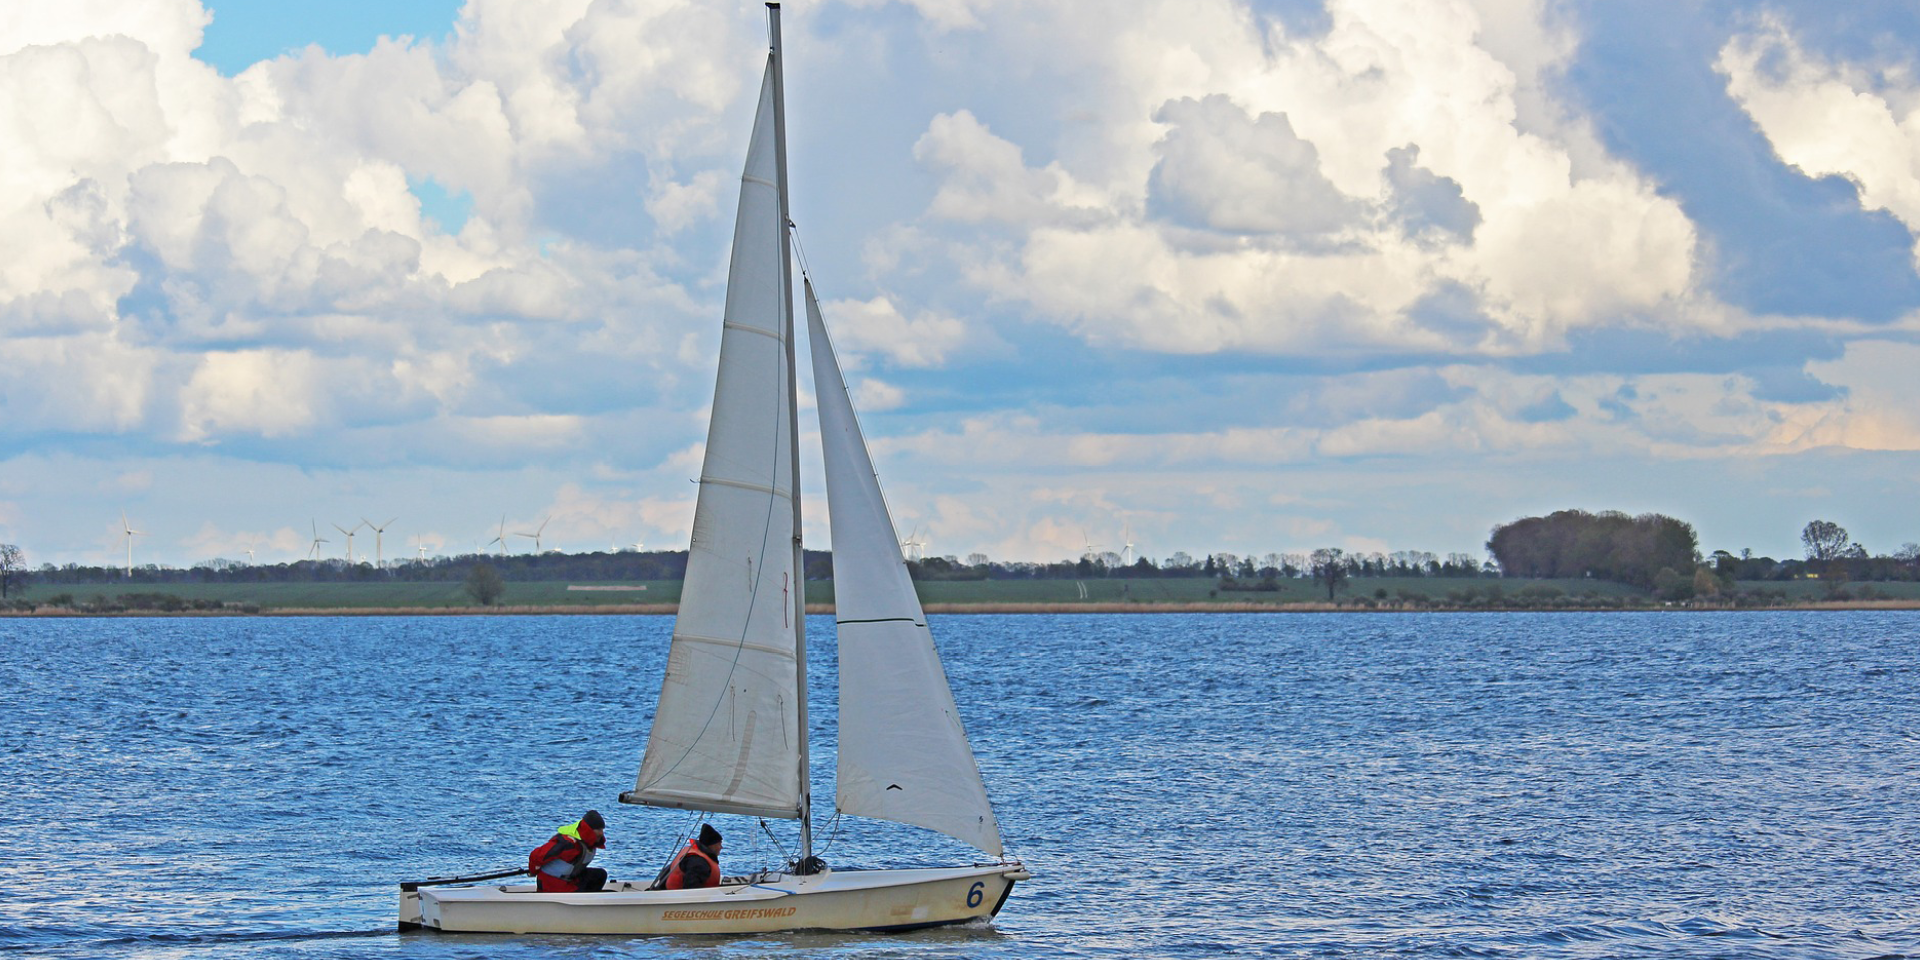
{"left": 579, "top": 809, "right": 607, "bottom": 848}
{"left": 698, "top": 823, "right": 723, "bottom": 847}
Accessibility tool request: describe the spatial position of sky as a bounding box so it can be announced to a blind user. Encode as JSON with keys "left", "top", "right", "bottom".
{"left": 4, "top": 0, "right": 1920, "bottom": 569}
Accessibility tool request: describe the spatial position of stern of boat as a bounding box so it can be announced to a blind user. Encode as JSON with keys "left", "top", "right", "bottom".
{"left": 397, "top": 886, "right": 424, "bottom": 931}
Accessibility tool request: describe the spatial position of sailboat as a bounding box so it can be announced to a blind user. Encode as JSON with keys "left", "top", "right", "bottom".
{"left": 398, "top": 3, "right": 1028, "bottom": 936}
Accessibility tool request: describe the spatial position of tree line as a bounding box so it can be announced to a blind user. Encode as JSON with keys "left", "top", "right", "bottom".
{"left": 5, "top": 511, "right": 1916, "bottom": 599}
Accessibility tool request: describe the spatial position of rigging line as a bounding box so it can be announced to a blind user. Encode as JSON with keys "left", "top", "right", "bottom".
{"left": 789, "top": 220, "right": 812, "bottom": 284}
{"left": 757, "top": 817, "right": 793, "bottom": 867}
{"left": 816, "top": 808, "right": 845, "bottom": 857}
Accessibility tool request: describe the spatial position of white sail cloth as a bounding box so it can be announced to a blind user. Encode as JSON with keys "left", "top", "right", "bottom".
{"left": 630, "top": 59, "right": 803, "bottom": 820}
{"left": 805, "top": 281, "right": 1005, "bottom": 858}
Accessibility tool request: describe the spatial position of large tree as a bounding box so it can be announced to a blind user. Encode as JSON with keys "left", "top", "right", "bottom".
{"left": 0, "top": 544, "right": 21, "bottom": 600}
{"left": 1309, "top": 547, "right": 1347, "bottom": 600}
{"left": 1800, "top": 520, "right": 1851, "bottom": 562}
{"left": 1486, "top": 509, "right": 1698, "bottom": 588}
{"left": 464, "top": 563, "right": 505, "bottom": 606}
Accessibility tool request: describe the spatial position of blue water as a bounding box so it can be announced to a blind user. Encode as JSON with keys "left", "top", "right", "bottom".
{"left": 1, "top": 612, "right": 1916, "bottom": 958}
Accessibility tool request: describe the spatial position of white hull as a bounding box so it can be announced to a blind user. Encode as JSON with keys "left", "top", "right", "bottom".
{"left": 399, "top": 863, "right": 1029, "bottom": 935}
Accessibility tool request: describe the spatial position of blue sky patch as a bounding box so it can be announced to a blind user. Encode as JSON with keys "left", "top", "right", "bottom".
{"left": 408, "top": 177, "right": 472, "bottom": 235}
{"left": 197, "top": 0, "right": 461, "bottom": 74}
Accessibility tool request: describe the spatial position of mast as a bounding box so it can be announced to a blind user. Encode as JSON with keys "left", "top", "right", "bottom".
{"left": 767, "top": 0, "right": 813, "bottom": 866}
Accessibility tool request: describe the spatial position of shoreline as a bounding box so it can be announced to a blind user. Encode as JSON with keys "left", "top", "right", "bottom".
{"left": 5, "top": 599, "right": 1918, "bottom": 617}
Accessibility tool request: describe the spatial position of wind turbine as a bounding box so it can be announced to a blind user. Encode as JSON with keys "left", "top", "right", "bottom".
{"left": 307, "top": 520, "right": 329, "bottom": 560}
{"left": 119, "top": 510, "right": 144, "bottom": 577}
{"left": 245, "top": 547, "right": 255, "bottom": 565}
{"left": 899, "top": 526, "right": 924, "bottom": 561}
{"left": 1121, "top": 523, "right": 1135, "bottom": 566}
{"left": 488, "top": 516, "right": 508, "bottom": 557}
{"left": 362, "top": 517, "right": 397, "bottom": 567}
{"left": 333, "top": 521, "right": 363, "bottom": 564}
{"left": 517, "top": 516, "right": 551, "bottom": 554}
{"left": 1081, "top": 531, "right": 1103, "bottom": 561}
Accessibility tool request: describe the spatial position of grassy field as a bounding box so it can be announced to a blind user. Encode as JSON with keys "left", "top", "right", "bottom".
{"left": 14, "top": 580, "right": 686, "bottom": 610}
{"left": 908, "top": 576, "right": 1655, "bottom": 605}
{"left": 11, "top": 575, "right": 1917, "bottom": 613}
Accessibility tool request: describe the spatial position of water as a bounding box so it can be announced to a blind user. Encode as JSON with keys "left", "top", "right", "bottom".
{"left": 1, "top": 611, "right": 1915, "bottom": 958}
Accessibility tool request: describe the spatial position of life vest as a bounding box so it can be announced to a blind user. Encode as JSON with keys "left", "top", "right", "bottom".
{"left": 663, "top": 840, "right": 719, "bottom": 889}
{"left": 528, "top": 822, "right": 596, "bottom": 875}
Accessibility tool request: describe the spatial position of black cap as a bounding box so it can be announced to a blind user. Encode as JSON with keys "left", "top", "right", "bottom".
{"left": 699, "top": 824, "right": 722, "bottom": 847}
{"left": 582, "top": 810, "right": 605, "bottom": 831}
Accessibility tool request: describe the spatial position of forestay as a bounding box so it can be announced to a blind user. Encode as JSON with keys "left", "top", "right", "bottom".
{"left": 804, "top": 280, "right": 1005, "bottom": 858}
{"left": 628, "top": 59, "right": 802, "bottom": 820}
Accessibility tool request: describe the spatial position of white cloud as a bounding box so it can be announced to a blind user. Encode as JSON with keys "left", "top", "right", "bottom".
{"left": 852, "top": 377, "right": 906, "bottom": 412}
{"left": 450, "top": 413, "right": 587, "bottom": 450}
{"left": 818, "top": 295, "right": 971, "bottom": 367}
{"left": 1721, "top": 18, "right": 1920, "bottom": 267}
{"left": 180, "top": 520, "right": 304, "bottom": 562}
{"left": 537, "top": 481, "right": 696, "bottom": 549}
{"left": 647, "top": 169, "right": 727, "bottom": 235}
{"left": 873, "top": 358, "right": 1920, "bottom": 477}
{"left": 1777, "top": 341, "right": 1920, "bottom": 453}
{"left": 912, "top": 110, "right": 1104, "bottom": 226}
{"left": 0, "top": 0, "right": 774, "bottom": 462}
{"left": 909, "top": 0, "right": 1702, "bottom": 355}
{"left": 179, "top": 349, "right": 321, "bottom": 441}
{"left": 1149, "top": 95, "right": 1355, "bottom": 237}
{"left": 105, "top": 470, "right": 154, "bottom": 495}
{"left": 2, "top": 0, "right": 1913, "bottom": 568}
{"left": 0, "top": 333, "right": 156, "bottom": 433}
{"left": 838, "top": 0, "right": 995, "bottom": 32}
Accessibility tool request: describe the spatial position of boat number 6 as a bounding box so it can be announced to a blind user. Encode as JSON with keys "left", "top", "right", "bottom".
{"left": 966, "top": 882, "right": 985, "bottom": 908}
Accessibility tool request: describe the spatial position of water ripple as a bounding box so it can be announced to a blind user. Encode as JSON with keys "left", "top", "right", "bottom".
{"left": 1, "top": 612, "right": 1916, "bottom": 958}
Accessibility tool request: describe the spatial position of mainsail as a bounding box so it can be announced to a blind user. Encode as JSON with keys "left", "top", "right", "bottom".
{"left": 804, "top": 280, "right": 1006, "bottom": 858}
{"left": 627, "top": 58, "right": 803, "bottom": 820}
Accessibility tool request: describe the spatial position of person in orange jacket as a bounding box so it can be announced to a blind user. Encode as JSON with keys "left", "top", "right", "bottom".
{"left": 661, "top": 824, "right": 723, "bottom": 889}
{"left": 528, "top": 810, "right": 608, "bottom": 893}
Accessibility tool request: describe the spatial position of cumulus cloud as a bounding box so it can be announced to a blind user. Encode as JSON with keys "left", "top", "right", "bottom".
{"left": 1721, "top": 17, "right": 1920, "bottom": 268}
{"left": 534, "top": 481, "right": 697, "bottom": 549}
{"left": 912, "top": 110, "right": 1105, "bottom": 226}
{"left": 0, "top": 0, "right": 768, "bottom": 465}
{"left": 178, "top": 349, "right": 321, "bottom": 441}
{"left": 908, "top": 0, "right": 1702, "bottom": 355}
{"left": 6, "top": 0, "right": 1917, "bottom": 567}
{"left": 853, "top": 377, "right": 907, "bottom": 412}
{"left": 1781, "top": 340, "right": 1920, "bottom": 452}
{"left": 1148, "top": 95, "right": 1355, "bottom": 238}
{"left": 0, "top": 334, "right": 157, "bottom": 434}
{"left": 1384, "top": 145, "right": 1480, "bottom": 243}
{"left": 181, "top": 520, "right": 304, "bottom": 562}
{"left": 876, "top": 358, "right": 1905, "bottom": 478}
{"left": 818, "top": 295, "right": 971, "bottom": 367}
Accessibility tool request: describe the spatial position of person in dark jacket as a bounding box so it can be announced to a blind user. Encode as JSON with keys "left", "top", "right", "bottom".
{"left": 528, "top": 810, "right": 608, "bottom": 893}
{"left": 660, "top": 824, "right": 723, "bottom": 890}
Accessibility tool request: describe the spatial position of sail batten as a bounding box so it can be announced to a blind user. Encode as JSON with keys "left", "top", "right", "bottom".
{"left": 697, "top": 475, "right": 792, "bottom": 500}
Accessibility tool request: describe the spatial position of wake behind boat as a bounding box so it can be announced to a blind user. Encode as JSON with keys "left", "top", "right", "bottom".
{"left": 398, "top": 3, "right": 1028, "bottom": 936}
